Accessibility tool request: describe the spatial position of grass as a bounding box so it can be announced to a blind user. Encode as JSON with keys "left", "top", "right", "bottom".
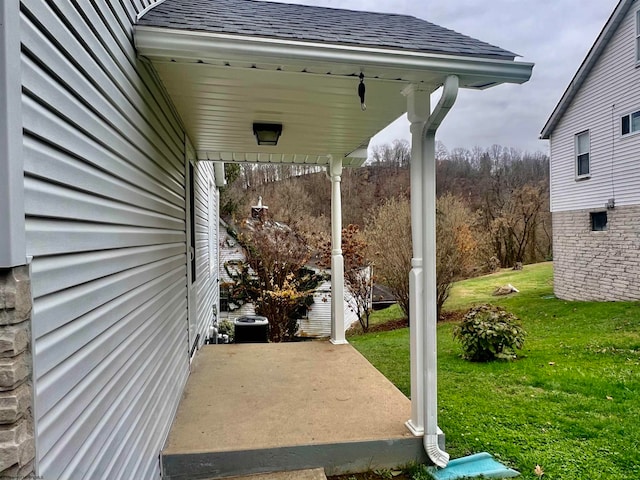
{"left": 350, "top": 262, "right": 640, "bottom": 480}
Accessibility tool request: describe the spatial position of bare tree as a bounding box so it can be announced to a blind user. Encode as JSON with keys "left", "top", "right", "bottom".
{"left": 319, "top": 225, "right": 374, "bottom": 332}
{"left": 365, "top": 197, "right": 412, "bottom": 319}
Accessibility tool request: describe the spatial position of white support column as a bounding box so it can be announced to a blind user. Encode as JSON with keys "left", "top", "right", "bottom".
{"left": 329, "top": 156, "right": 347, "bottom": 345}
{"left": 403, "top": 78, "right": 458, "bottom": 468}
{"left": 402, "top": 85, "right": 430, "bottom": 436}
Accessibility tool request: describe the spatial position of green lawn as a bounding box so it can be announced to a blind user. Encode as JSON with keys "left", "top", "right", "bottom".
{"left": 350, "top": 263, "right": 640, "bottom": 480}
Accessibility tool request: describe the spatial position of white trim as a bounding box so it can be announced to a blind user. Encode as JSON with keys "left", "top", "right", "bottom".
{"left": 208, "top": 178, "right": 217, "bottom": 277}
{"left": 621, "top": 109, "right": 640, "bottom": 136}
{"left": 134, "top": 27, "right": 533, "bottom": 87}
{"left": 136, "top": 0, "right": 168, "bottom": 22}
{"left": 542, "top": 0, "right": 634, "bottom": 138}
{"left": 185, "top": 135, "right": 198, "bottom": 362}
{"left": 636, "top": 8, "right": 640, "bottom": 65}
{"left": 575, "top": 130, "right": 591, "bottom": 180}
{"left": 213, "top": 162, "right": 227, "bottom": 187}
{"left": 0, "top": 0, "right": 25, "bottom": 268}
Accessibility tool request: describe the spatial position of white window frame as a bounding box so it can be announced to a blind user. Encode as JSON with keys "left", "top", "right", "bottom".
{"left": 636, "top": 9, "right": 640, "bottom": 64}
{"left": 621, "top": 109, "right": 640, "bottom": 137}
{"left": 575, "top": 130, "right": 590, "bottom": 180}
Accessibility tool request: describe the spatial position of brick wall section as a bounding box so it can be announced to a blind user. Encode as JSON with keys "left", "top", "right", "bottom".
{"left": 0, "top": 267, "right": 34, "bottom": 479}
{"left": 553, "top": 205, "right": 640, "bottom": 301}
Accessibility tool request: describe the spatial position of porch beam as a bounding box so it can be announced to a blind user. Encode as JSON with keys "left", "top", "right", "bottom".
{"left": 329, "top": 156, "right": 347, "bottom": 345}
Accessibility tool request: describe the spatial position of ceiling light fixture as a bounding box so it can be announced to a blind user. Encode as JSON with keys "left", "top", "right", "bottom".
{"left": 253, "top": 123, "right": 282, "bottom": 146}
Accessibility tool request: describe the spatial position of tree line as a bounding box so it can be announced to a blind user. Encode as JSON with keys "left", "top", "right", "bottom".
{"left": 220, "top": 140, "right": 550, "bottom": 327}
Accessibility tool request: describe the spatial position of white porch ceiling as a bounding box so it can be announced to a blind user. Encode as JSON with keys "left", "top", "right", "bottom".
{"left": 153, "top": 59, "right": 408, "bottom": 166}
{"left": 136, "top": 27, "right": 533, "bottom": 167}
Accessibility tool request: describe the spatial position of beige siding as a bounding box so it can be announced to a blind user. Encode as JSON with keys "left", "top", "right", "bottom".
{"left": 550, "top": 0, "right": 640, "bottom": 212}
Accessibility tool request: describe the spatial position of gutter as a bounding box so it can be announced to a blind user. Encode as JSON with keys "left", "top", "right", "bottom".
{"left": 422, "top": 75, "right": 459, "bottom": 468}
{"left": 135, "top": 27, "right": 533, "bottom": 88}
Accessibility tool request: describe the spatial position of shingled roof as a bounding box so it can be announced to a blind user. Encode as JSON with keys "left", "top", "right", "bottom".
{"left": 138, "top": 0, "right": 517, "bottom": 61}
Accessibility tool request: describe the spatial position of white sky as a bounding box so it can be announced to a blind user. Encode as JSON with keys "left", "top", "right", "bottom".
{"left": 264, "top": 0, "right": 620, "bottom": 154}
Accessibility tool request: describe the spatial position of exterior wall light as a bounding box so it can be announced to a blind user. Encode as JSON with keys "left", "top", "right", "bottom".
{"left": 253, "top": 123, "right": 282, "bottom": 146}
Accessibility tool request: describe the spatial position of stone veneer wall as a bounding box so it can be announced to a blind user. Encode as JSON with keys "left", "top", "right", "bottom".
{"left": 553, "top": 205, "right": 640, "bottom": 301}
{"left": 0, "top": 267, "right": 34, "bottom": 479}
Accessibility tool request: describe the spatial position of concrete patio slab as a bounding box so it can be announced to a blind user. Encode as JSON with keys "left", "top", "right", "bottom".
{"left": 222, "top": 468, "right": 326, "bottom": 480}
{"left": 162, "top": 341, "right": 432, "bottom": 479}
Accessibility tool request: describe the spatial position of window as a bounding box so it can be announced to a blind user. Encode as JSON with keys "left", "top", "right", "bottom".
{"left": 621, "top": 110, "right": 640, "bottom": 136}
{"left": 591, "top": 211, "right": 607, "bottom": 231}
{"left": 575, "top": 131, "right": 590, "bottom": 178}
{"left": 220, "top": 286, "right": 230, "bottom": 312}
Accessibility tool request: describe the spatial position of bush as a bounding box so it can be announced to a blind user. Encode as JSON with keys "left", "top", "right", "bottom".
{"left": 453, "top": 304, "right": 526, "bottom": 362}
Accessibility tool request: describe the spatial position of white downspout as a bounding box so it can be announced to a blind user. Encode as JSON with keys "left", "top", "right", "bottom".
{"left": 422, "top": 75, "right": 459, "bottom": 468}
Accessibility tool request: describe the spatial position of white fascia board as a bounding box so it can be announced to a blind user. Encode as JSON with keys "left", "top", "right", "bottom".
{"left": 0, "top": 0, "right": 25, "bottom": 268}
{"left": 135, "top": 26, "right": 534, "bottom": 87}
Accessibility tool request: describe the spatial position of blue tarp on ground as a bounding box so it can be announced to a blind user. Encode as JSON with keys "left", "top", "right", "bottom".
{"left": 429, "top": 452, "right": 520, "bottom": 480}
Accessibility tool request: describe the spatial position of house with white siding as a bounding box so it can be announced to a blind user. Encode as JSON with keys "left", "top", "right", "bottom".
{"left": 218, "top": 219, "right": 359, "bottom": 337}
{"left": 0, "top": 0, "right": 531, "bottom": 478}
{"left": 541, "top": 0, "right": 640, "bottom": 301}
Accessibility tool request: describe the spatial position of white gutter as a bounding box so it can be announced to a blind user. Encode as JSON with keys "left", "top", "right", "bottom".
{"left": 422, "top": 75, "right": 459, "bottom": 468}
{"left": 135, "top": 27, "right": 533, "bottom": 87}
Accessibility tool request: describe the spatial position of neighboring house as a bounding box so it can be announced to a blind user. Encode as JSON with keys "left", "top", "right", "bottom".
{"left": 219, "top": 219, "right": 257, "bottom": 322}
{"left": 541, "top": 0, "right": 640, "bottom": 301}
{"left": 218, "top": 219, "right": 359, "bottom": 337}
{"left": 0, "top": 0, "right": 531, "bottom": 477}
{"left": 295, "top": 275, "right": 360, "bottom": 338}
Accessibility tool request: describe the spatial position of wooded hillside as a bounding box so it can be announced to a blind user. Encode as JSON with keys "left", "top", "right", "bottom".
{"left": 221, "top": 140, "right": 551, "bottom": 273}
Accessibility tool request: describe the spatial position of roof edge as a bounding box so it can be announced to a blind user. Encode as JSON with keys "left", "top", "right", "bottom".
{"left": 135, "top": 26, "right": 533, "bottom": 87}
{"left": 541, "top": 0, "right": 632, "bottom": 139}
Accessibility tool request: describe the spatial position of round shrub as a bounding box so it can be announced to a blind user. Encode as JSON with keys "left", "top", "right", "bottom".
{"left": 453, "top": 304, "right": 526, "bottom": 362}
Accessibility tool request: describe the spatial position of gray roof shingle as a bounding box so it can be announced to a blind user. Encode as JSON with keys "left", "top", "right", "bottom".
{"left": 138, "top": 0, "right": 517, "bottom": 60}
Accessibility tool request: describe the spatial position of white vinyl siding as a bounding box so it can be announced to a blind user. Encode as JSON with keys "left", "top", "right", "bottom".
{"left": 550, "top": 0, "right": 640, "bottom": 212}
{"left": 20, "top": 0, "right": 202, "bottom": 478}
{"left": 296, "top": 280, "right": 359, "bottom": 338}
{"left": 194, "top": 161, "right": 220, "bottom": 345}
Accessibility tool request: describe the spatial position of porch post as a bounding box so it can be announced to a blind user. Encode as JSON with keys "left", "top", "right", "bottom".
{"left": 402, "top": 85, "right": 430, "bottom": 435}
{"left": 329, "top": 156, "right": 347, "bottom": 344}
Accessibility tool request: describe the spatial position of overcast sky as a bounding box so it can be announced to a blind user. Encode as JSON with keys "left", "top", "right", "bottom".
{"left": 265, "top": 0, "right": 619, "bottom": 154}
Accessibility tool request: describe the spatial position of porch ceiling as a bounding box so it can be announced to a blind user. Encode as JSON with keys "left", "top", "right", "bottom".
{"left": 149, "top": 57, "right": 406, "bottom": 166}
{"left": 135, "top": 26, "right": 533, "bottom": 167}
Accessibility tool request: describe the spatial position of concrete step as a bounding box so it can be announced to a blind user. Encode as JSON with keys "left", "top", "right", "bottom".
{"left": 223, "top": 469, "right": 327, "bottom": 480}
